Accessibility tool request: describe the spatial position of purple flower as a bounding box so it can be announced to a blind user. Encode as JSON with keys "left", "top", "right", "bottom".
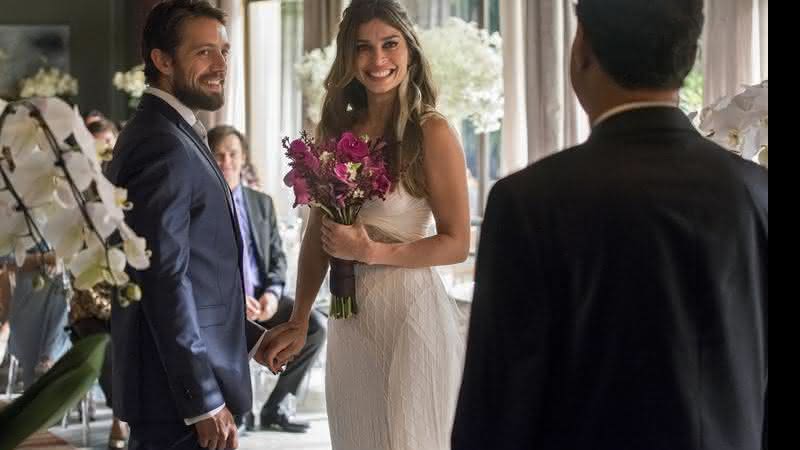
{"left": 292, "top": 178, "right": 311, "bottom": 206}
{"left": 372, "top": 173, "right": 392, "bottom": 196}
{"left": 283, "top": 168, "right": 300, "bottom": 187}
{"left": 288, "top": 139, "right": 320, "bottom": 172}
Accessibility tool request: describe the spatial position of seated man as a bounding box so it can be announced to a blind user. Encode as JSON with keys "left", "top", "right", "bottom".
{"left": 209, "top": 125, "right": 327, "bottom": 433}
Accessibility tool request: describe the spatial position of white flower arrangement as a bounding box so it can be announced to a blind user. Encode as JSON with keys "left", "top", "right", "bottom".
{"left": 420, "top": 18, "right": 504, "bottom": 133}
{"left": 692, "top": 80, "right": 768, "bottom": 168}
{"left": 0, "top": 97, "right": 150, "bottom": 298}
{"left": 18, "top": 67, "right": 78, "bottom": 99}
{"left": 295, "top": 17, "right": 504, "bottom": 133}
{"left": 295, "top": 43, "right": 337, "bottom": 125}
{"left": 113, "top": 64, "right": 147, "bottom": 109}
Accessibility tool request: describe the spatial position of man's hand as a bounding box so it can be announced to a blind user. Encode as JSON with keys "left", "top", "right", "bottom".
{"left": 255, "top": 320, "right": 308, "bottom": 373}
{"left": 258, "top": 292, "right": 279, "bottom": 321}
{"left": 195, "top": 406, "right": 238, "bottom": 450}
{"left": 245, "top": 296, "right": 261, "bottom": 322}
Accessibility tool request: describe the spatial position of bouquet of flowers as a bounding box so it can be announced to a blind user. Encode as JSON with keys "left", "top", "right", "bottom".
{"left": 18, "top": 67, "right": 78, "bottom": 100}
{"left": 692, "top": 80, "right": 768, "bottom": 168}
{"left": 113, "top": 64, "right": 147, "bottom": 109}
{"left": 283, "top": 131, "right": 393, "bottom": 318}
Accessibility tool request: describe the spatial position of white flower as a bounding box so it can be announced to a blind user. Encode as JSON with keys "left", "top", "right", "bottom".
{"left": 0, "top": 97, "right": 151, "bottom": 291}
{"left": 41, "top": 205, "right": 85, "bottom": 261}
{"left": 69, "top": 235, "right": 129, "bottom": 290}
{"left": 694, "top": 80, "right": 768, "bottom": 168}
{"left": 119, "top": 221, "right": 150, "bottom": 270}
{"left": 18, "top": 67, "right": 78, "bottom": 99}
{"left": 420, "top": 18, "right": 504, "bottom": 133}
{"left": 113, "top": 64, "right": 147, "bottom": 99}
{"left": 295, "top": 43, "right": 337, "bottom": 124}
{"left": 0, "top": 105, "right": 42, "bottom": 160}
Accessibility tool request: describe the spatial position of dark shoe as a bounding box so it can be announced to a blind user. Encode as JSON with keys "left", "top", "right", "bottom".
{"left": 235, "top": 412, "right": 254, "bottom": 435}
{"left": 260, "top": 411, "right": 310, "bottom": 433}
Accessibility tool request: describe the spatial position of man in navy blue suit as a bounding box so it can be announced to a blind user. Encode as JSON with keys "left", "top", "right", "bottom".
{"left": 106, "top": 1, "right": 271, "bottom": 449}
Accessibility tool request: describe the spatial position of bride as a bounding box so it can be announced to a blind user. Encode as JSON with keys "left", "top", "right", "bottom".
{"left": 264, "top": 0, "right": 469, "bottom": 448}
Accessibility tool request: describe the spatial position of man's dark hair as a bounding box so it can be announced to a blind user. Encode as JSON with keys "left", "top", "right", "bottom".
{"left": 576, "top": 0, "right": 704, "bottom": 90}
{"left": 141, "top": 0, "right": 227, "bottom": 85}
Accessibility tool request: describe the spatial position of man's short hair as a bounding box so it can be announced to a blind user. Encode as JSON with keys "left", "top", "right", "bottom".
{"left": 576, "top": 0, "right": 704, "bottom": 89}
{"left": 141, "top": 0, "right": 227, "bottom": 84}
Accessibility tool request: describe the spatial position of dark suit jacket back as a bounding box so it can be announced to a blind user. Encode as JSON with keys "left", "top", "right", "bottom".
{"left": 453, "top": 107, "right": 768, "bottom": 450}
{"left": 107, "top": 94, "right": 260, "bottom": 423}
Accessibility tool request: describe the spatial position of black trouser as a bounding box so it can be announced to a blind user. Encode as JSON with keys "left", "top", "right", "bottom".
{"left": 257, "top": 295, "right": 326, "bottom": 417}
{"left": 69, "top": 317, "right": 113, "bottom": 407}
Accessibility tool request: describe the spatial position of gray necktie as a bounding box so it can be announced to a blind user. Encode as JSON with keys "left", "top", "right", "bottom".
{"left": 192, "top": 118, "right": 210, "bottom": 149}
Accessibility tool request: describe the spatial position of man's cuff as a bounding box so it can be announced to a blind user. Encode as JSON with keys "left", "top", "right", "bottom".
{"left": 265, "top": 284, "right": 283, "bottom": 300}
{"left": 184, "top": 402, "right": 225, "bottom": 425}
{"left": 248, "top": 330, "right": 267, "bottom": 360}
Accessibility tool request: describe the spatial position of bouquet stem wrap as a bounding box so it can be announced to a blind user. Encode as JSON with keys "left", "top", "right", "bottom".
{"left": 329, "top": 257, "right": 357, "bottom": 319}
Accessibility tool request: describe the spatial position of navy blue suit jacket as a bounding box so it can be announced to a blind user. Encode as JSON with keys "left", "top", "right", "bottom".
{"left": 107, "top": 94, "right": 263, "bottom": 423}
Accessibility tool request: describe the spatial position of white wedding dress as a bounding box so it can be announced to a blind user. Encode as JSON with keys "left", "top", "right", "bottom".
{"left": 325, "top": 185, "right": 466, "bottom": 450}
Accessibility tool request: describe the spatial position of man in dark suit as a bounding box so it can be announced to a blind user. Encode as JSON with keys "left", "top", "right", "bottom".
{"left": 106, "top": 2, "right": 271, "bottom": 449}
{"left": 209, "top": 125, "right": 327, "bottom": 434}
{"left": 452, "top": 1, "right": 768, "bottom": 449}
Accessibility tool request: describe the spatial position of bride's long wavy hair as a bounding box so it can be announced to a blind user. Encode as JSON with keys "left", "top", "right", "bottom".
{"left": 317, "top": 0, "right": 437, "bottom": 198}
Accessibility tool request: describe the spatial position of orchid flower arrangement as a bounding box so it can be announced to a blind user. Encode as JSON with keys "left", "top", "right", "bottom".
{"left": 0, "top": 97, "right": 149, "bottom": 303}
{"left": 692, "top": 80, "right": 768, "bottom": 168}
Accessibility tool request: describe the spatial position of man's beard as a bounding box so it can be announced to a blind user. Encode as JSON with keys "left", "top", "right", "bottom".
{"left": 173, "top": 69, "right": 224, "bottom": 111}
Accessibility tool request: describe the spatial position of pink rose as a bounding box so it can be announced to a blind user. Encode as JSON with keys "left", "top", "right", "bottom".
{"left": 336, "top": 132, "right": 369, "bottom": 162}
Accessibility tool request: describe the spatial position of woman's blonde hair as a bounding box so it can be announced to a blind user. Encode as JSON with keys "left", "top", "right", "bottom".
{"left": 317, "top": 0, "right": 437, "bottom": 198}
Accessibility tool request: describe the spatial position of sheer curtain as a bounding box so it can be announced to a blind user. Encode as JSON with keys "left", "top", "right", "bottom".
{"left": 247, "top": 1, "right": 286, "bottom": 212}
{"left": 499, "top": 0, "right": 588, "bottom": 175}
{"left": 703, "top": 0, "right": 769, "bottom": 104}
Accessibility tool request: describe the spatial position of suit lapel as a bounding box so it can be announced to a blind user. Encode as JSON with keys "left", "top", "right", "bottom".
{"left": 142, "top": 95, "right": 244, "bottom": 257}
{"left": 243, "top": 188, "right": 266, "bottom": 261}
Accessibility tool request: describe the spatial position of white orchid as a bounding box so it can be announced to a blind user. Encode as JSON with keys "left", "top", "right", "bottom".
{"left": 69, "top": 235, "right": 129, "bottom": 290}
{"left": 693, "top": 80, "right": 768, "bottom": 167}
{"left": 0, "top": 97, "right": 150, "bottom": 293}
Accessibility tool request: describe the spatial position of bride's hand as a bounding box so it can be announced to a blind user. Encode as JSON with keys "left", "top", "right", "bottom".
{"left": 321, "top": 216, "right": 373, "bottom": 263}
{"left": 258, "top": 320, "right": 308, "bottom": 373}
